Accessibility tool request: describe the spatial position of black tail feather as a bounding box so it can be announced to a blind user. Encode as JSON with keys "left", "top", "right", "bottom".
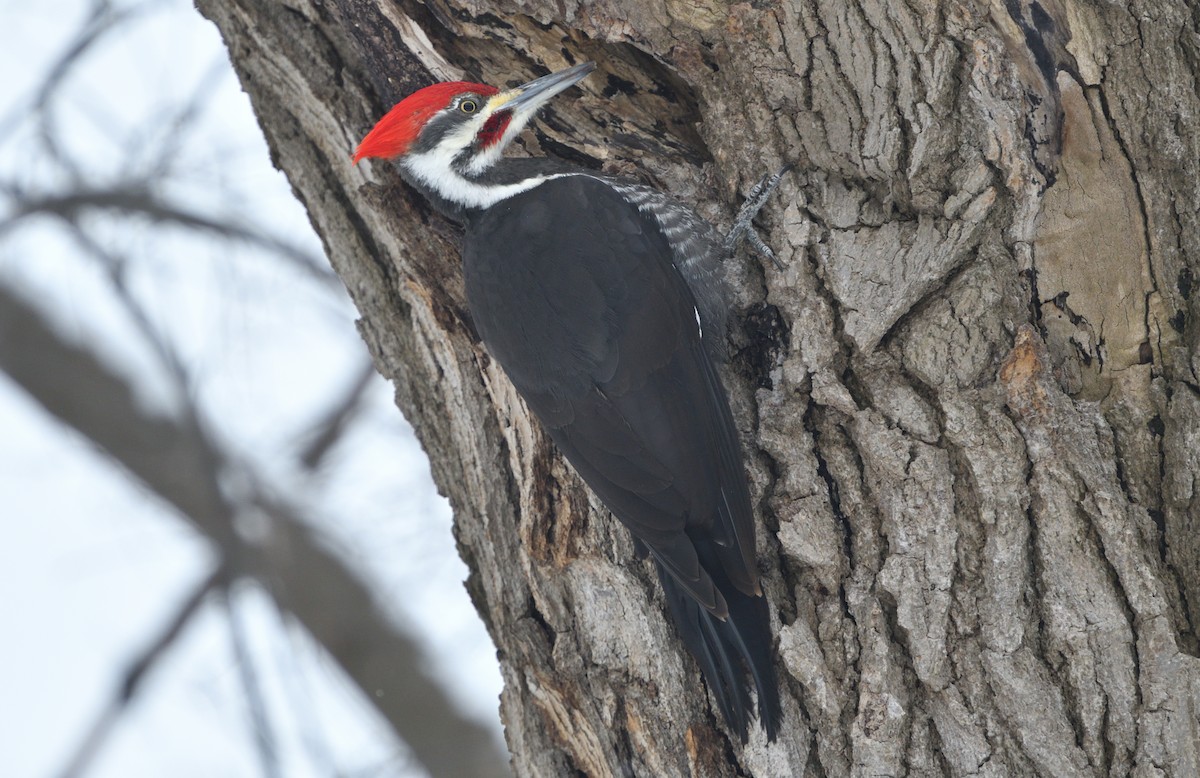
{"left": 655, "top": 559, "right": 782, "bottom": 741}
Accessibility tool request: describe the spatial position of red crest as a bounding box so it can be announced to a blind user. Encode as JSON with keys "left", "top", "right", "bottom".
{"left": 353, "top": 81, "right": 499, "bottom": 163}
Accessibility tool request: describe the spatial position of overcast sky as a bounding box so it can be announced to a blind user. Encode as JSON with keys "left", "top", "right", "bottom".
{"left": 0, "top": 2, "right": 502, "bottom": 776}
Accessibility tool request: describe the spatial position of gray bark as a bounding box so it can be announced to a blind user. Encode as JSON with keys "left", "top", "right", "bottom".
{"left": 197, "top": 0, "right": 1200, "bottom": 774}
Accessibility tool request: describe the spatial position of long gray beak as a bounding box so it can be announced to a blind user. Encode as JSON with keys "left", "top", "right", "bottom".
{"left": 502, "top": 62, "right": 596, "bottom": 113}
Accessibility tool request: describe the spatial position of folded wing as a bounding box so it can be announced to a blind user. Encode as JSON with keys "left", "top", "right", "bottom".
{"left": 463, "top": 174, "right": 779, "bottom": 739}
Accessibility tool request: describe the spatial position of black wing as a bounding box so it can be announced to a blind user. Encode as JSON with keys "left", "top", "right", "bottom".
{"left": 463, "top": 174, "right": 779, "bottom": 739}
{"left": 464, "top": 175, "right": 756, "bottom": 604}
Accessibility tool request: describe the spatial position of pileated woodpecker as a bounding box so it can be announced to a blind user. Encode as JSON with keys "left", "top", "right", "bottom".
{"left": 355, "top": 61, "right": 786, "bottom": 741}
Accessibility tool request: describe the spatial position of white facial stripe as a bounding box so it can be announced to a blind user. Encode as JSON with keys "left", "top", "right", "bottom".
{"left": 462, "top": 103, "right": 539, "bottom": 176}
{"left": 442, "top": 118, "right": 483, "bottom": 152}
{"left": 403, "top": 151, "right": 574, "bottom": 209}
{"left": 401, "top": 87, "right": 578, "bottom": 208}
{"left": 406, "top": 98, "right": 555, "bottom": 206}
{"left": 463, "top": 134, "right": 505, "bottom": 176}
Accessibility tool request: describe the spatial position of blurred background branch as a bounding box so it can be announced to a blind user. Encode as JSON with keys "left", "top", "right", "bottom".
{"left": 0, "top": 1, "right": 504, "bottom": 776}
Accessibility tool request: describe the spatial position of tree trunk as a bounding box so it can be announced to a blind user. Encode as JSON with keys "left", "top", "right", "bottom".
{"left": 197, "top": 0, "right": 1200, "bottom": 774}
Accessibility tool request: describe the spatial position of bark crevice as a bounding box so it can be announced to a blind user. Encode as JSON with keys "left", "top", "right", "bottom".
{"left": 198, "top": 0, "right": 1200, "bottom": 773}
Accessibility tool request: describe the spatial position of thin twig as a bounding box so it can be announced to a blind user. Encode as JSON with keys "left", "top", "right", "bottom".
{"left": 3, "top": 1, "right": 144, "bottom": 178}
{"left": 225, "top": 585, "right": 283, "bottom": 778}
{"left": 273, "top": 612, "right": 339, "bottom": 776}
{"left": 64, "top": 222, "right": 192, "bottom": 394}
{"left": 0, "top": 186, "right": 338, "bottom": 288}
{"left": 298, "top": 359, "right": 379, "bottom": 471}
{"left": 56, "top": 565, "right": 227, "bottom": 778}
{"left": 0, "top": 284, "right": 510, "bottom": 777}
{"left": 140, "top": 55, "right": 232, "bottom": 179}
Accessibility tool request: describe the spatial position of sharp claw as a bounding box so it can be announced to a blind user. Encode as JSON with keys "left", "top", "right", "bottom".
{"left": 747, "top": 229, "right": 785, "bottom": 270}
{"left": 726, "top": 163, "right": 795, "bottom": 269}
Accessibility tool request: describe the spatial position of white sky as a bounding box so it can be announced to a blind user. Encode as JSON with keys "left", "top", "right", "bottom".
{"left": 0, "top": 2, "right": 503, "bottom": 775}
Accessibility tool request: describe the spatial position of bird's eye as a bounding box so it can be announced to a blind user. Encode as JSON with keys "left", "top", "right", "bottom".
{"left": 460, "top": 99, "right": 478, "bottom": 114}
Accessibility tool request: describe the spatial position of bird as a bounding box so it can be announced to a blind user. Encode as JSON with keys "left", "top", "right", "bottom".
{"left": 354, "top": 60, "right": 786, "bottom": 741}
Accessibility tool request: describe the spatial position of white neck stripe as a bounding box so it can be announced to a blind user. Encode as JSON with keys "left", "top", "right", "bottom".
{"left": 403, "top": 151, "right": 577, "bottom": 209}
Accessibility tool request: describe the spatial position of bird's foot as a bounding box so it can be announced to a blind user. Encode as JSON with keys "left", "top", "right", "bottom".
{"left": 723, "top": 163, "right": 794, "bottom": 270}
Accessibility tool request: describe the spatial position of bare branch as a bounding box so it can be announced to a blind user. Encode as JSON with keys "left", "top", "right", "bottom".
{"left": 297, "top": 359, "right": 378, "bottom": 471}
{"left": 0, "top": 283, "right": 510, "bottom": 778}
{"left": 0, "top": 186, "right": 337, "bottom": 288}
{"left": 0, "top": 0, "right": 150, "bottom": 175}
{"left": 56, "top": 565, "right": 226, "bottom": 778}
{"left": 225, "top": 585, "right": 282, "bottom": 778}
{"left": 0, "top": 278, "right": 240, "bottom": 547}
{"left": 272, "top": 613, "right": 340, "bottom": 775}
{"left": 249, "top": 488, "right": 512, "bottom": 778}
{"left": 139, "top": 55, "right": 233, "bottom": 179}
{"left": 63, "top": 221, "right": 192, "bottom": 393}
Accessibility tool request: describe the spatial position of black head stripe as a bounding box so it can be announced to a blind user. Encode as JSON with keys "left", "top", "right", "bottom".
{"left": 408, "top": 112, "right": 458, "bottom": 156}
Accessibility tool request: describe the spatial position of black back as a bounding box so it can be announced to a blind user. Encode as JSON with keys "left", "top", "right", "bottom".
{"left": 463, "top": 174, "right": 780, "bottom": 740}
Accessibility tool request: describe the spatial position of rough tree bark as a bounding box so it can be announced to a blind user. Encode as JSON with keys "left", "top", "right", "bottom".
{"left": 197, "top": 0, "right": 1200, "bottom": 775}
